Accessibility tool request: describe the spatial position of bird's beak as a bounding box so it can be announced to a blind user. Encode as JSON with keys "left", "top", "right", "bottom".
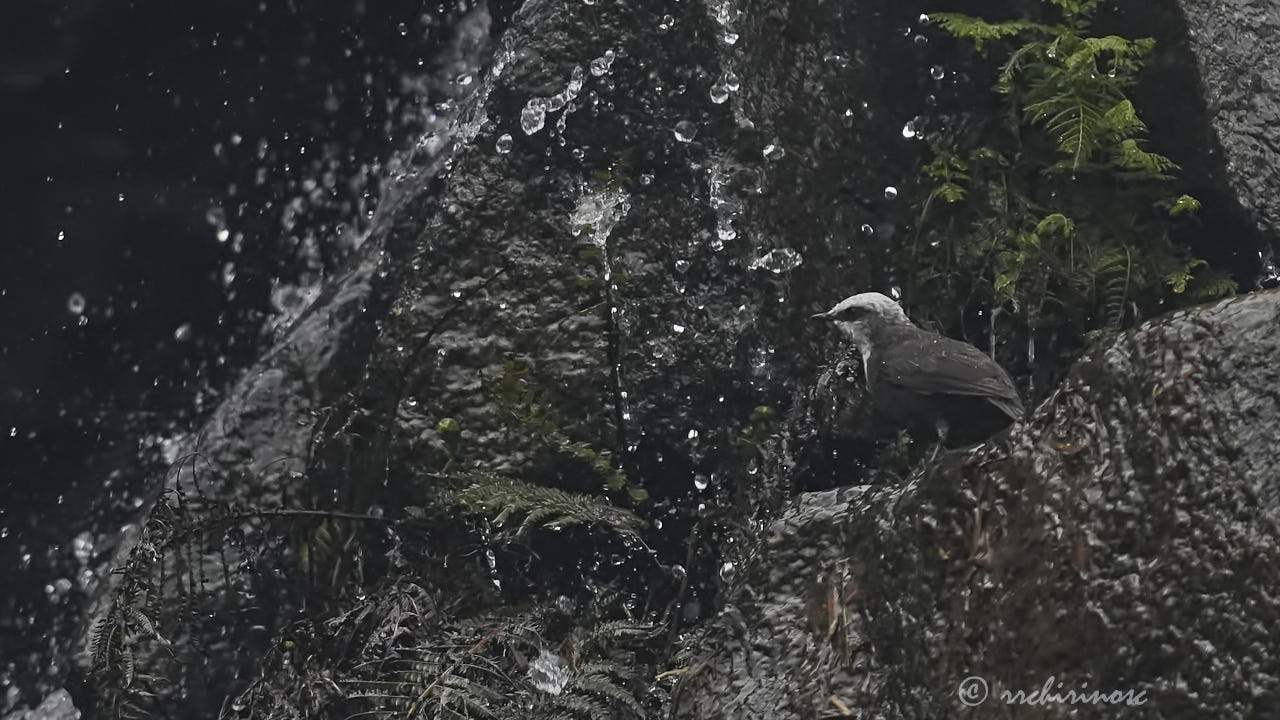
{"left": 810, "top": 311, "right": 832, "bottom": 321}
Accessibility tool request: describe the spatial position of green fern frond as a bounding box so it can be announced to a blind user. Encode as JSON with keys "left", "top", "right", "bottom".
{"left": 1165, "top": 258, "right": 1206, "bottom": 294}
{"left": 490, "top": 359, "right": 633, "bottom": 493}
{"left": 1168, "top": 194, "right": 1202, "bottom": 217}
{"left": 454, "top": 477, "right": 644, "bottom": 539}
{"left": 1101, "top": 99, "right": 1146, "bottom": 140}
{"left": 932, "top": 13, "right": 1046, "bottom": 50}
{"left": 1188, "top": 271, "right": 1237, "bottom": 301}
{"left": 1113, "top": 139, "right": 1177, "bottom": 178}
{"left": 1096, "top": 247, "right": 1134, "bottom": 327}
{"left": 1025, "top": 82, "right": 1118, "bottom": 173}
{"left": 1034, "top": 213, "right": 1075, "bottom": 237}
{"left": 1042, "top": 0, "right": 1101, "bottom": 19}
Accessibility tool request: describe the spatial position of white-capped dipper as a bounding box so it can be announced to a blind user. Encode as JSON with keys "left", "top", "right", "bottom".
{"left": 813, "top": 292, "right": 1023, "bottom": 448}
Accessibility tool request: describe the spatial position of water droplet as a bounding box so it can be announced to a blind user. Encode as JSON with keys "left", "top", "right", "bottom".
{"left": 884, "top": 186, "right": 898, "bottom": 200}
{"left": 521, "top": 98, "right": 548, "bottom": 135}
{"left": 890, "top": 286, "right": 902, "bottom": 300}
{"left": 72, "top": 532, "right": 95, "bottom": 564}
{"left": 173, "top": 323, "right": 193, "bottom": 342}
{"left": 56, "top": 230, "right": 65, "bottom": 241}
{"left": 398, "top": 22, "right": 408, "bottom": 35}
{"left": 495, "top": 133, "right": 513, "bottom": 153}
{"left": 930, "top": 65, "right": 945, "bottom": 80}
{"left": 901, "top": 121, "right": 917, "bottom": 139}
{"left": 861, "top": 223, "right": 874, "bottom": 235}
{"left": 694, "top": 474, "right": 709, "bottom": 491}
{"left": 722, "top": 31, "right": 740, "bottom": 44}
{"left": 749, "top": 248, "right": 804, "bottom": 273}
{"left": 762, "top": 143, "right": 785, "bottom": 161}
{"left": 66, "top": 292, "right": 86, "bottom": 315}
{"left": 918, "top": 13, "right": 931, "bottom": 24}
{"left": 722, "top": 71, "right": 740, "bottom": 92}
{"left": 687, "top": 428, "right": 699, "bottom": 439}
{"left": 529, "top": 651, "right": 571, "bottom": 695}
{"left": 659, "top": 14, "right": 675, "bottom": 31}
{"left": 639, "top": 173, "right": 653, "bottom": 186}
{"left": 216, "top": 228, "right": 230, "bottom": 242}
{"left": 117, "top": 193, "right": 125, "bottom": 202}
{"left": 671, "top": 563, "right": 687, "bottom": 579}
{"left": 589, "top": 50, "right": 616, "bottom": 76}
{"left": 709, "top": 84, "right": 729, "bottom": 104}
{"left": 673, "top": 324, "right": 686, "bottom": 334}
{"left": 673, "top": 120, "right": 698, "bottom": 142}
{"left": 719, "top": 560, "right": 737, "bottom": 584}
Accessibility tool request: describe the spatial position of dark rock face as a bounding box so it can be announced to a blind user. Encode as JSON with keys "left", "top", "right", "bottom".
{"left": 78, "top": 0, "right": 940, "bottom": 711}
{"left": 1120, "top": 0, "right": 1280, "bottom": 280}
{"left": 1176, "top": 0, "right": 1280, "bottom": 244}
{"left": 69, "top": 0, "right": 1280, "bottom": 717}
{"left": 674, "top": 289, "right": 1280, "bottom": 719}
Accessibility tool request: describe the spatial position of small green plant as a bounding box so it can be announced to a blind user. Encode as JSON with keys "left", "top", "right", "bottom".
{"left": 917, "top": 0, "right": 1234, "bottom": 361}
{"left": 491, "top": 358, "right": 642, "bottom": 500}
{"left": 454, "top": 474, "right": 645, "bottom": 540}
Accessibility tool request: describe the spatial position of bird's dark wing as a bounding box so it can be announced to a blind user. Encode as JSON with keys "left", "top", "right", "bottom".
{"left": 872, "top": 330, "right": 1024, "bottom": 417}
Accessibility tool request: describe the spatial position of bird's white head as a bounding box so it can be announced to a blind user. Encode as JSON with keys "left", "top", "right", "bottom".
{"left": 812, "top": 292, "right": 911, "bottom": 359}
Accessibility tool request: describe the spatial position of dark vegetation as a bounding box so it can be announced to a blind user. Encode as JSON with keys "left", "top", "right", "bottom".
{"left": 908, "top": 0, "right": 1233, "bottom": 392}
{"left": 84, "top": 1, "right": 1237, "bottom": 718}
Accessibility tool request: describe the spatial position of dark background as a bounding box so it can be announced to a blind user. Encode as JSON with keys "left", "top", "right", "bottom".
{"left": 0, "top": 0, "right": 513, "bottom": 707}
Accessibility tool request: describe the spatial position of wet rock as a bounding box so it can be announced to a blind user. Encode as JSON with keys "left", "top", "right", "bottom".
{"left": 1175, "top": 0, "right": 1280, "bottom": 242}
{"left": 1123, "top": 0, "right": 1280, "bottom": 280}
{"left": 674, "top": 289, "right": 1280, "bottom": 718}
{"left": 1, "top": 689, "right": 81, "bottom": 720}
{"left": 73, "top": 0, "right": 1280, "bottom": 716}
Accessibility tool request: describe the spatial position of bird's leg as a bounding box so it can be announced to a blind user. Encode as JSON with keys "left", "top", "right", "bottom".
{"left": 927, "top": 419, "right": 949, "bottom": 467}
{"left": 916, "top": 419, "right": 949, "bottom": 487}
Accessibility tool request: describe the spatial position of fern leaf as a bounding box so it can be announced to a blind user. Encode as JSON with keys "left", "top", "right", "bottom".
{"left": 1165, "top": 259, "right": 1206, "bottom": 294}
{"left": 455, "top": 477, "right": 644, "bottom": 539}
{"left": 1096, "top": 248, "right": 1133, "bottom": 327}
{"left": 1114, "top": 139, "right": 1177, "bottom": 178}
{"left": 931, "top": 13, "right": 1043, "bottom": 50}
{"left": 1188, "top": 271, "right": 1237, "bottom": 301}
{"left": 1168, "top": 194, "right": 1202, "bottom": 217}
{"left": 1101, "top": 99, "right": 1146, "bottom": 140}
{"left": 550, "top": 693, "right": 613, "bottom": 720}
{"left": 572, "top": 674, "right": 643, "bottom": 716}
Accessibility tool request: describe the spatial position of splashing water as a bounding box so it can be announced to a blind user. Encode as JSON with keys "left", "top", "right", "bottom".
{"left": 569, "top": 188, "right": 632, "bottom": 252}
{"left": 673, "top": 120, "right": 698, "bottom": 142}
{"left": 521, "top": 65, "right": 586, "bottom": 135}
{"left": 528, "top": 650, "right": 572, "bottom": 695}
{"left": 749, "top": 248, "right": 804, "bottom": 274}
{"left": 589, "top": 50, "right": 616, "bottom": 76}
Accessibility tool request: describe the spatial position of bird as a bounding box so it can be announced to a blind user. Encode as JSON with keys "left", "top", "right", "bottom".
{"left": 812, "top": 292, "right": 1023, "bottom": 451}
